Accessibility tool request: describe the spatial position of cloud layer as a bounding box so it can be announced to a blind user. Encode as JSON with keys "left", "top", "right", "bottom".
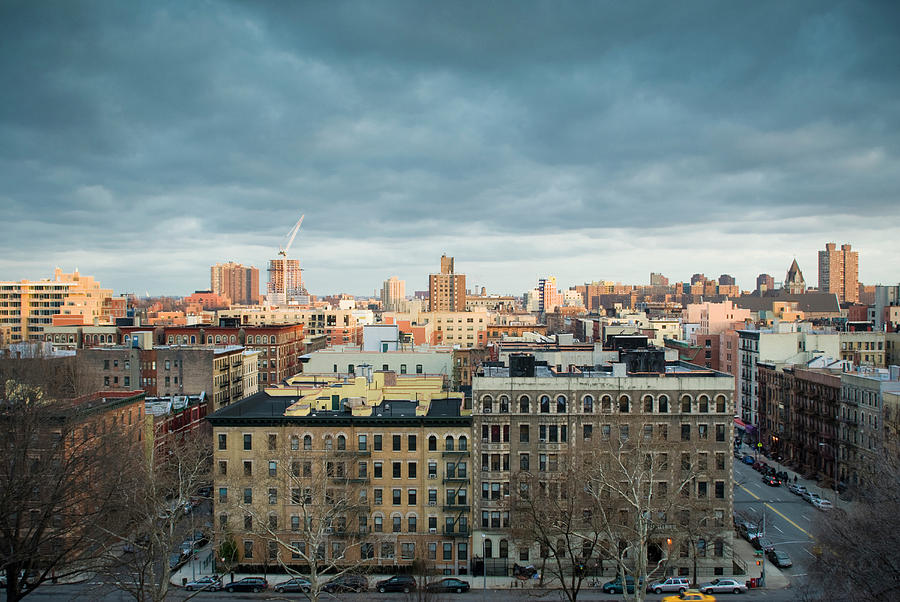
{"left": 1, "top": 1, "right": 898, "bottom": 295}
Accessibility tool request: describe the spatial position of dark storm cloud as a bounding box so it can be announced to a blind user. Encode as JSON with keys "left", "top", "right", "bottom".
{"left": 1, "top": 0, "right": 898, "bottom": 294}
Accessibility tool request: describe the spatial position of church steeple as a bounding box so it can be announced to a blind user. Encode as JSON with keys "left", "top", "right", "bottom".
{"left": 784, "top": 258, "right": 806, "bottom": 294}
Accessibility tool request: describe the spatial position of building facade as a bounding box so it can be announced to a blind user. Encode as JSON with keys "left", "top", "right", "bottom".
{"left": 472, "top": 354, "right": 736, "bottom": 578}
{"left": 211, "top": 262, "right": 260, "bottom": 306}
{"left": 381, "top": 277, "right": 406, "bottom": 313}
{"left": 428, "top": 255, "right": 466, "bottom": 312}
{"left": 208, "top": 373, "right": 472, "bottom": 574}
{"left": 818, "top": 243, "right": 859, "bottom": 303}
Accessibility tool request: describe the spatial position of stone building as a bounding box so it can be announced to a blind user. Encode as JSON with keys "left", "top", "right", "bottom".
{"left": 472, "top": 352, "right": 736, "bottom": 578}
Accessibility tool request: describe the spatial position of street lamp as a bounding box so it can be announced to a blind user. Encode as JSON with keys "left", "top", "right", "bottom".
{"left": 481, "top": 534, "right": 487, "bottom": 591}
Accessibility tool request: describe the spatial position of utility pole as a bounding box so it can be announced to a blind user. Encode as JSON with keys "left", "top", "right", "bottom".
{"left": 759, "top": 510, "right": 766, "bottom": 587}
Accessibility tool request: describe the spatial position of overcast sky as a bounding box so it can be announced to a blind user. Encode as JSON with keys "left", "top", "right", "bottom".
{"left": 1, "top": 1, "right": 898, "bottom": 297}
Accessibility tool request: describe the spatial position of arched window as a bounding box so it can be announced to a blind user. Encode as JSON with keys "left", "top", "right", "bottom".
{"left": 445, "top": 436, "right": 454, "bottom": 451}
{"left": 290, "top": 435, "right": 299, "bottom": 451}
{"left": 540, "top": 395, "right": 550, "bottom": 413}
{"left": 583, "top": 395, "right": 593, "bottom": 413}
{"left": 206, "top": 336, "right": 212, "bottom": 344}
{"left": 428, "top": 435, "right": 437, "bottom": 451}
{"left": 484, "top": 539, "right": 493, "bottom": 558}
{"left": 681, "top": 395, "right": 692, "bottom": 413}
{"left": 698, "top": 395, "right": 709, "bottom": 413}
{"left": 458, "top": 435, "right": 467, "bottom": 451}
{"left": 644, "top": 395, "right": 654, "bottom": 413}
{"left": 499, "top": 539, "right": 509, "bottom": 558}
{"left": 215, "top": 335, "right": 221, "bottom": 344}
{"left": 190, "top": 335, "right": 196, "bottom": 344}
{"left": 270, "top": 336, "right": 276, "bottom": 344}
{"left": 325, "top": 436, "right": 333, "bottom": 451}
{"left": 482, "top": 396, "right": 493, "bottom": 414}
{"left": 519, "top": 396, "right": 530, "bottom": 413}
{"left": 254, "top": 335, "right": 261, "bottom": 344}
{"left": 303, "top": 435, "right": 312, "bottom": 450}
{"left": 715, "top": 395, "right": 726, "bottom": 413}
{"left": 658, "top": 395, "right": 669, "bottom": 413}
{"left": 230, "top": 335, "right": 236, "bottom": 343}
{"left": 168, "top": 335, "right": 174, "bottom": 344}
{"left": 601, "top": 395, "right": 613, "bottom": 413}
{"left": 619, "top": 395, "right": 630, "bottom": 413}
{"left": 337, "top": 435, "right": 346, "bottom": 450}
{"left": 499, "top": 395, "right": 509, "bottom": 413}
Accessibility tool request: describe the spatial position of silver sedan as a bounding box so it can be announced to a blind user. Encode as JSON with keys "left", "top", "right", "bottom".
{"left": 699, "top": 578, "right": 749, "bottom": 594}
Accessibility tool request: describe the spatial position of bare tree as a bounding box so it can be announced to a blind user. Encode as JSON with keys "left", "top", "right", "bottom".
{"left": 510, "top": 424, "right": 700, "bottom": 602}
{"left": 103, "top": 431, "right": 212, "bottom": 602}
{"left": 808, "top": 449, "right": 900, "bottom": 601}
{"left": 0, "top": 381, "right": 140, "bottom": 602}
{"left": 225, "top": 447, "right": 376, "bottom": 601}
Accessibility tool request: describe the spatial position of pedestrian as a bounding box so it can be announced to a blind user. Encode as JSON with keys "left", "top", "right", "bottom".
{"left": 793, "top": 475, "right": 797, "bottom": 484}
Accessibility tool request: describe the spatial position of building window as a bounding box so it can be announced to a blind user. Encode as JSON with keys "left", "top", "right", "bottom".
{"left": 374, "top": 434, "right": 382, "bottom": 451}
{"left": 619, "top": 396, "right": 630, "bottom": 413}
{"left": 243, "top": 540, "right": 253, "bottom": 559}
{"left": 583, "top": 395, "right": 593, "bottom": 413}
{"left": 681, "top": 424, "right": 691, "bottom": 441}
{"left": 556, "top": 395, "right": 566, "bottom": 413}
{"left": 540, "top": 395, "right": 550, "bottom": 413}
{"left": 519, "top": 396, "right": 530, "bottom": 413}
{"left": 428, "top": 435, "right": 437, "bottom": 451}
{"left": 303, "top": 435, "right": 312, "bottom": 450}
{"left": 243, "top": 434, "right": 252, "bottom": 451}
{"left": 218, "top": 433, "right": 227, "bottom": 450}
{"left": 290, "top": 435, "right": 299, "bottom": 451}
{"left": 408, "top": 434, "right": 417, "bottom": 451}
{"left": 358, "top": 434, "right": 367, "bottom": 451}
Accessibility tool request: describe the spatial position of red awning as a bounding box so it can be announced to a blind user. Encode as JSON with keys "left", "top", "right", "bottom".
{"left": 734, "top": 418, "right": 749, "bottom": 429}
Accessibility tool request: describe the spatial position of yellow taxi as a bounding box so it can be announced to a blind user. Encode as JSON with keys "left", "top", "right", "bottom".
{"left": 663, "top": 590, "right": 716, "bottom": 602}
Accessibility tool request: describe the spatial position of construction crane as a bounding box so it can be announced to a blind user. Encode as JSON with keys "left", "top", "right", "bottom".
{"left": 278, "top": 214, "right": 304, "bottom": 257}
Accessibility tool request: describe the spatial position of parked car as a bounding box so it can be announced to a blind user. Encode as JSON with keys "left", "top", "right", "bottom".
{"left": 184, "top": 576, "right": 222, "bottom": 592}
{"left": 602, "top": 576, "right": 643, "bottom": 594}
{"left": 663, "top": 590, "right": 716, "bottom": 602}
{"left": 648, "top": 577, "right": 690, "bottom": 594}
{"left": 376, "top": 575, "right": 417, "bottom": 593}
{"left": 274, "top": 577, "right": 311, "bottom": 593}
{"left": 812, "top": 498, "right": 834, "bottom": 510}
{"left": 224, "top": 577, "right": 268, "bottom": 593}
{"left": 788, "top": 484, "right": 808, "bottom": 496}
{"left": 322, "top": 574, "right": 368, "bottom": 593}
{"left": 742, "top": 455, "right": 755, "bottom": 464}
{"left": 699, "top": 577, "right": 748, "bottom": 594}
{"left": 0, "top": 572, "right": 33, "bottom": 591}
{"left": 805, "top": 493, "right": 822, "bottom": 506}
{"left": 762, "top": 475, "right": 781, "bottom": 487}
{"left": 767, "top": 549, "right": 793, "bottom": 568}
{"left": 425, "top": 578, "right": 471, "bottom": 593}
{"left": 738, "top": 521, "right": 762, "bottom": 542}
{"left": 751, "top": 536, "right": 775, "bottom": 553}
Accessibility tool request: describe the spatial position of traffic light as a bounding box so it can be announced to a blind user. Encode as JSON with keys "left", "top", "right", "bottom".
{"left": 756, "top": 560, "right": 761, "bottom": 566}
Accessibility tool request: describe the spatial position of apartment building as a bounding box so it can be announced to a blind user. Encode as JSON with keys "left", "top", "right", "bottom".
{"left": 472, "top": 352, "right": 735, "bottom": 577}
{"left": 429, "top": 255, "right": 466, "bottom": 312}
{"left": 77, "top": 344, "right": 258, "bottom": 410}
{"left": 208, "top": 372, "right": 472, "bottom": 574}
{"left": 301, "top": 347, "right": 453, "bottom": 379}
{"left": 837, "top": 367, "right": 900, "bottom": 490}
{"left": 0, "top": 268, "right": 120, "bottom": 343}
{"left": 163, "top": 324, "right": 303, "bottom": 388}
{"left": 211, "top": 262, "right": 260, "bottom": 306}
{"left": 818, "top": 243, "right": 859, "bottom": 303}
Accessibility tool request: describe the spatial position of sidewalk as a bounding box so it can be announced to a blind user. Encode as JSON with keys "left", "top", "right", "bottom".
{"left": 732, "top": 535, "right": 789, "bottom": 590}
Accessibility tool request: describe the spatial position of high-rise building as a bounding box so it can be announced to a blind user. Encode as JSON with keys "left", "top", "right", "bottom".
{"left": 649, "top": 272, "right": 669, "bottom": 287}
{"left": 0, "top": 268, "right": 118, "bottom": 343}
{"left": 818, "top": 242, "right": 859, "bottom": 303}
{"left": 428, "top": 255, "right": 466, "bottom": 312}
{"left": 537, "top": 277, "right": 564, "bottom": 313}
{"left": 718, "top": 274, "right": 736, "bottom": 286}
{"left": 755, "top": 274, "right": 775, "bottom": 294}
{"left": 211, "top": 262, "right": 260, "bottom": 306}
{"left": 381, "top": 276, "right": 406, "bottom": 312}
{"left": 267, "top": 259, "right": 304, "bottom": 305}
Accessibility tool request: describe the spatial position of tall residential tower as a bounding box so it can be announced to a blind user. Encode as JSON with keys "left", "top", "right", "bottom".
{"left": 818, "top": 242, "right": 859, "bottom": 303}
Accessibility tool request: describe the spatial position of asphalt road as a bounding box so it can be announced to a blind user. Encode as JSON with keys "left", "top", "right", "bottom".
{"left": 732, "top": 455, "right": 835, "bottom": 596}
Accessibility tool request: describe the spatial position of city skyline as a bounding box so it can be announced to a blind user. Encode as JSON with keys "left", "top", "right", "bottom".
{"left": 1, "top": 2, "right": 898, "bottom": 295}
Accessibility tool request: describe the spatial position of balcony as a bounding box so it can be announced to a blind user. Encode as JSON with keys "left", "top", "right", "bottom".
{"left": 442, "top": 504, "right": 471, "bottom": 512}
{"left": 443, "top": 477, "right": 470, "bottom": 484}
{"left": 442, "top": 527, "right": 470, "bottom": 538}
{"left": 442, "top": 449, "right": 470, "bottom": 457}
